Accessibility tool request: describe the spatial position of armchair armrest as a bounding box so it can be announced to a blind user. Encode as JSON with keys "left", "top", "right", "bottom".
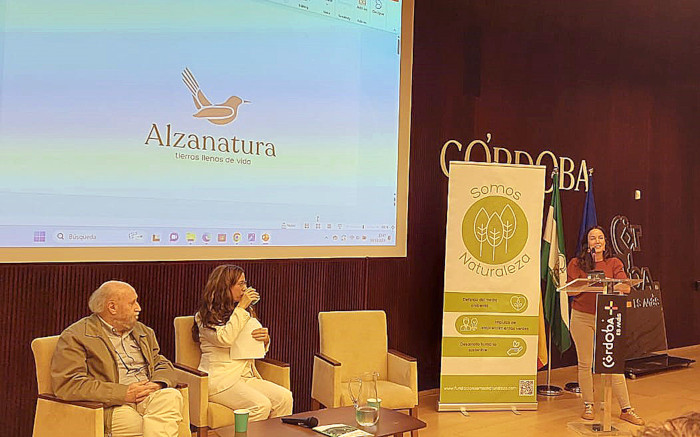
{"left": 174, "top": 363, "right": 207, "bottom": 377}
{"left": 311, "top": 353, "right": 342, "bottom": 408}
{"left": 387, "top": 349, "right": 418, "bottom": 407}
{"left": 38, "top": 393, "right": 103, "bottom": 409}
{"left": 258, "top": 357, "right": 290, "bottom": 367}
{"left": 256, "top": 358, "right": 291, "bottom": 390}
{"left": 388, "top": 349, "right": 417, "bottom": 362}
{"left": 173, "top": 363, "right": 208, "bottom": 427}
{"left": 34, "top": 394, "right": 104, "bottom": 437}
{"left": 315, "top": 352, "right": 341, "bottom": 366}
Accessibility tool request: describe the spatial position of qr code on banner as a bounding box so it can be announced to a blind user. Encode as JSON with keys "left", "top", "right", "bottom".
{"left": 519, "top": 379, "right": 535, "bottom": 396}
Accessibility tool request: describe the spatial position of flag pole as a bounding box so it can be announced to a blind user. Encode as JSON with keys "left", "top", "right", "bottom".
{"left": 537, "top": 167, "right": 563, "bottom": 397}
{"left": 537, "top": 321, "right": 563, "bottom": 396}
{"left": 564, "top": 167, "right": 595, "bottom": 394}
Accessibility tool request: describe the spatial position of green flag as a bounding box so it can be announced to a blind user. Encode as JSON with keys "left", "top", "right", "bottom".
{"left": 541, "top": 172, "right": 571, "bottom": 353}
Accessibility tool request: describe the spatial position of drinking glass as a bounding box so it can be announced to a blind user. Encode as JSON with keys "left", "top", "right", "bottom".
{"left": 348, "top": 371, "right": 380, "bottom": 426}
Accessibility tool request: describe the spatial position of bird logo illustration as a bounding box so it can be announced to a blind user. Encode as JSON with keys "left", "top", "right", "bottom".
{"left": 182, "top": 68, "right": 249, "bottom": 125}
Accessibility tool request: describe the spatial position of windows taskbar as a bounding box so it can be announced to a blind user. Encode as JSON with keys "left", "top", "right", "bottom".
{"left": 0, "top": 226, "right": 396, "bottom": 247}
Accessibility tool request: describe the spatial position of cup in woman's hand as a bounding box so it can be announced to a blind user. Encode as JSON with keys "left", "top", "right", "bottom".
{"left": 240, "top": 288, "right": 260, "bottom": 307}
{"left": 246, "top": 287, "right": 260, "bottom": 305}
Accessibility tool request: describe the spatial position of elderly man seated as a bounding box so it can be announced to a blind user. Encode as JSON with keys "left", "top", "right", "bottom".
{"left": 51, "top": 280, "right": 184, "bottom": 437}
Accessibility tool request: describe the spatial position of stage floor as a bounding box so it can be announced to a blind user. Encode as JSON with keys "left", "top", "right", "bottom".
{"left": 416, "top": 344, "right": 699, "bottom": 436}
{"left": 210, "top": 344, "right": 698, "bottom": 436}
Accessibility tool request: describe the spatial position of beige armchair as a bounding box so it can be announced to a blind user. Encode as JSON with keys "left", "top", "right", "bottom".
{"left": 31, "top": 335, "right": 190, "bottom": 437}
{"left": 173, "top": 315, "right": 291, "bottom": 437}
{"left": 311, "top": 311, "right": 419, "bottom": 428}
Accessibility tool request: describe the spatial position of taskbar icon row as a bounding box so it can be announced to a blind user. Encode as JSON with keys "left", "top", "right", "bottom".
{"left": 29, "top": 230, "right": 272, "bottom": 245}
{"left": 25, "top": 228, "right": 396, "bottom": 247}
{"left": 144, "top": 231, "right": 271, "bottom": 245}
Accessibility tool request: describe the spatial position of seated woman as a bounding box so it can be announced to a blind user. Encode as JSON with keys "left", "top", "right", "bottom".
{"left": 193, "top": 264, "right": 293, "bottom": 421}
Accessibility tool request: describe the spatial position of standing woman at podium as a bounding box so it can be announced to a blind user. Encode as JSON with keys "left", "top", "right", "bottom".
{"left": 567, "top": 226, "right": 645, "bottom": 426}
{"left": 192, "top": 264, "right": 293, "bottom": 421}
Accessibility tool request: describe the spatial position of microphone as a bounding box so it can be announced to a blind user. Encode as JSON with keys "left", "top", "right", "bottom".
{"left": 281, "top": 416, "right": 319, "bottom": 428}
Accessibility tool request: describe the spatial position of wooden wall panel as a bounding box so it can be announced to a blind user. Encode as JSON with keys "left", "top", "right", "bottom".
{"left": 4, "top": 1, "right": 700, "bottom": 435}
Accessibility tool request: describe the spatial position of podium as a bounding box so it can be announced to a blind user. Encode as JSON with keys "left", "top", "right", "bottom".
{"left": 558, "top": 277, "right": 642, "bottom": 435}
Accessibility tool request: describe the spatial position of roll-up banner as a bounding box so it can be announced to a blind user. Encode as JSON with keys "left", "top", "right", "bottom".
{"left": 439, "top": 162, "right": 545, "bottom": 411}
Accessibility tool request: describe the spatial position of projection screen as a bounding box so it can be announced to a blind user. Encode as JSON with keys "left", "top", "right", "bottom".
{"left": 0, "top": 0, "right": 414, "bottom": 262}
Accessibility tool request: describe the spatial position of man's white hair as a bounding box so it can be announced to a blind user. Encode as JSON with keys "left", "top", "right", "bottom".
{"left": 88, "top": 280, "right": 134, "bottom": 313}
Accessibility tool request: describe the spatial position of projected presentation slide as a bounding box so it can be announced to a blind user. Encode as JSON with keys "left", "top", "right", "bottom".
{"left": 0, "top": 0, "right": 406, "bottom": 254}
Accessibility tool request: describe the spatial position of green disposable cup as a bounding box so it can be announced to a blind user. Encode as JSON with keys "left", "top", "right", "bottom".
{"left": 234, "top": 409, "right": 249, "bottom": 433}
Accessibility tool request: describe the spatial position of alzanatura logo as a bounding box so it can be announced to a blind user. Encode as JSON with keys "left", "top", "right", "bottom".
{"left": 459, "top": 190, "right": 531, "bottom": 277}
{"left": 143, "top": 69, "right": 276, "bottom": 159}
{"left": 182, "top": 68, "right": 249, "bottom": 125}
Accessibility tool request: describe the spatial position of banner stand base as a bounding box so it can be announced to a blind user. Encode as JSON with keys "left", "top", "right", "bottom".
{"left": 568, "top": 422, "right": 631, "bottom": 436}
{"left": 565, "top": 382, "right": 582, "bottom": 393}
{"left": 536, "top": 384, "right": 563, "bottom": 396}
{"left": 437, "top": 402, "right": 537, "bottom": 412}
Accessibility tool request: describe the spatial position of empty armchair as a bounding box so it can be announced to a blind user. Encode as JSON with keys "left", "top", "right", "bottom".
{"left": 311, "top": 311, "right": 419, "bottom": 422}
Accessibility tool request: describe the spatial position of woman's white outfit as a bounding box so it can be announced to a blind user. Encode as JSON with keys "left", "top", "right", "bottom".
{"left": 196, "top": 307, "right": 293, "bottom": 421}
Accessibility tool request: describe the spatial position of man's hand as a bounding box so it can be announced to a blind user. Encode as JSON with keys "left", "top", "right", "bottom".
{"left": 125, "top": 381, "right": 162, "bottom": 403}
{"left": 251, "top": 327, "right": 270, "bottom": 347}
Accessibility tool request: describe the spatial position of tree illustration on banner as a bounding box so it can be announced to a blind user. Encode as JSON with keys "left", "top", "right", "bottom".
{"left": 464, "top": 197, "right": 528, "bottom": 264}
{"left": 501, "top": 204, "right": 516, "bottom": 253}
{"left": 486, "top": 212, "right": 504, "bottom": 260}
{"left": 473, "top": 205, "right": 519, "bottom": 261}
{"left": 474, "top": 209, "right": 488, "bottom": 257}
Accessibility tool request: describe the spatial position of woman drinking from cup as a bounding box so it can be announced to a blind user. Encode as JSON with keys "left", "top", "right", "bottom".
{"left": 193, "top": 264, "right": 293, "bottom": 421}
